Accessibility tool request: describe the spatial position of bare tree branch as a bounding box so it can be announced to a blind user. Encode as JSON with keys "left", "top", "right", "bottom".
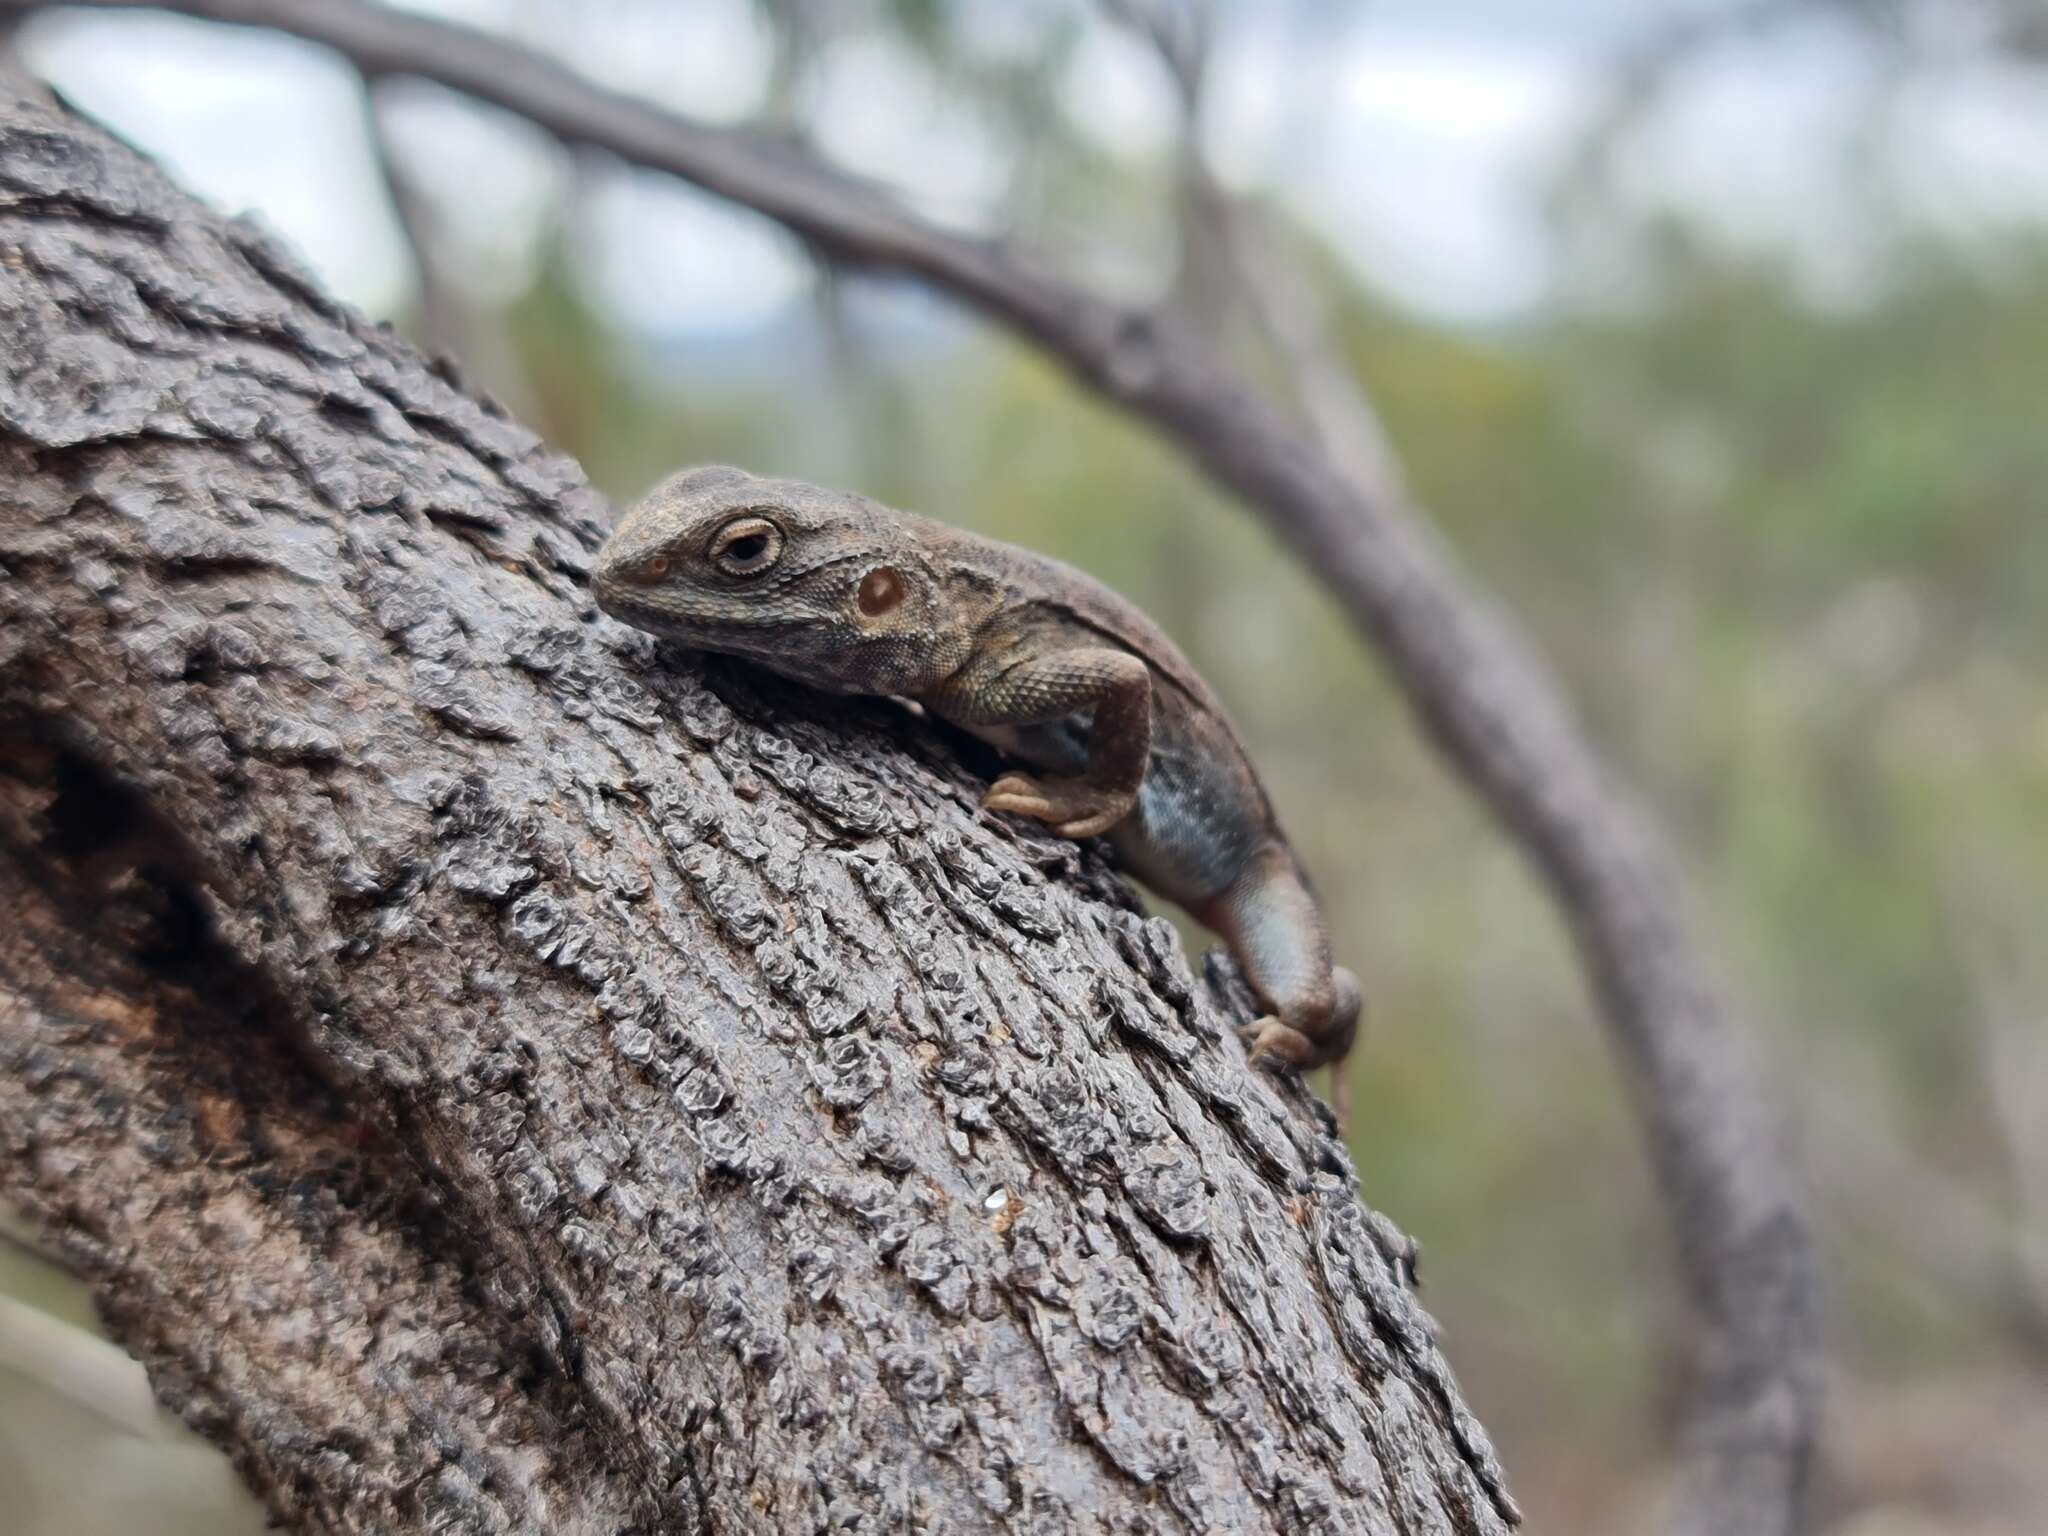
{"left": 0, "top": 812, "right": 650, "bottom": 1531}
{"left": 357, "top": 73, "right": 544, "bottom": 423}
{"left": 756, "top": 0, "right": 913, "bottom": 492}
{"left": 1221, "top": 211, "right": 1412, "bottom": 508}
{"left": 1108, "top": 0, "right": 1411, "bottom": 526}
{"left": 1104, "top": 0, "right": 1238, "bottom": 338}
{"left": 7, "top": 3, "right": 1820, "bottom": 1529}
{"left": 0, "top": 73, "right": 1515, "bottom": 1531}
{"left": 362, "top": 75, "right": 468, "bottom": 362}
{"left": 1939, "top": 869, "right": 2048, "bottom": 1343}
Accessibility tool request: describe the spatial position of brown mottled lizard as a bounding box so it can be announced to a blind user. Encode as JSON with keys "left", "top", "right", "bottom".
{"left": 593, "top": 466, "right": 1360, "bottom": 1115}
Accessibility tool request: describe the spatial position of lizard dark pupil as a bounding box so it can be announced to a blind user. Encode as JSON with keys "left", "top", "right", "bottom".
{"left": 728, "top": 535, "right": 765, "bottom": 561}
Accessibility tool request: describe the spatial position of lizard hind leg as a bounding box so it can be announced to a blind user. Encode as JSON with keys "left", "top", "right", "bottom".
{"left": 948, "top": 646, "right": 1153, "bottom": 842}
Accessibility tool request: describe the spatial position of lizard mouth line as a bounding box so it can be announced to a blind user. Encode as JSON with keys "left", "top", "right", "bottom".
{"left": 591, "top": 590, "right": 824, "bottom": 654}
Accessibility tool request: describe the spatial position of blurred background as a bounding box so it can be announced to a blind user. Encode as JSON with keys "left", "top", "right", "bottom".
{"left": 3, "top": 1, "right": 2046, "bottom": 1531}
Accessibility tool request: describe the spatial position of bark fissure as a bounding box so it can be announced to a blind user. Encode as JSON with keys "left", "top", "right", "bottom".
{"left": 0, "top": 736, "right": 653, "bottom": 1532}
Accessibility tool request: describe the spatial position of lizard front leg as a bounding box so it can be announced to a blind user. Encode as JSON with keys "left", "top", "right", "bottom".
{"left": 936, "top": 647, "right": 1152, "bottom": 839}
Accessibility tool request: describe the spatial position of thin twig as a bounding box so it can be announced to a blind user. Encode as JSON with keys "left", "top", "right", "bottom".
{"left": 361, "top": 74, "right": 468, "bottom": 362}
{"left": 1109, "top": 0, "right": 1410, "bottom": 515}
{"left": 1939, "top": 868, "right": 2048, "bottom": 1339}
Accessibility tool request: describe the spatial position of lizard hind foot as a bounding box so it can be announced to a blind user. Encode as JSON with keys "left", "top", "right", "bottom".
{"left": 1236, "top": 1015, "right": 1318, "bottom": 1071}
{"left": 981, "top": 771, "right": 1135, "bottom": 840}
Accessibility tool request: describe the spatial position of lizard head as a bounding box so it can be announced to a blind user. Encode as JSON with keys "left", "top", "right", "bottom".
{"left": 592, "top": 465, "right": 964, "bottom": 693}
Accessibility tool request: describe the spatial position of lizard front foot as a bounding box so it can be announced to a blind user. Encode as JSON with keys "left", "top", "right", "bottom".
{"left": 982, "top": 771, "right": 1135, "bottom": 839}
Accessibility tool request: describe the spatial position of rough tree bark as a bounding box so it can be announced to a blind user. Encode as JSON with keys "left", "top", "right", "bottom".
{"left": 0, "top": 7, "right": 1817, "bottom": 1533}
{"left": 0, "top": 75, "right": 1515, "bottom": 1535}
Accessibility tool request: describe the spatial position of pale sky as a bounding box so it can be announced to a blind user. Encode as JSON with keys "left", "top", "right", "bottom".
{"left": 18, "top": 0, "right": 2048, "bottom": 334}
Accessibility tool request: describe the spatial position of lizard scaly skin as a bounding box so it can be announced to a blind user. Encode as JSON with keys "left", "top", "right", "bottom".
{"left": 593, "top": 467, "right": 1362, "bottom": 1109}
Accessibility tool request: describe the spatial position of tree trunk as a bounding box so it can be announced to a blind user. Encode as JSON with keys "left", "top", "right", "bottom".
{"left": 0, "top": 76, "right": 1514, "bottom": 1535}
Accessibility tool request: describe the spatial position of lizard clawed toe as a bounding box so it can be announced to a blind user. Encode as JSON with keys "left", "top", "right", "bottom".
{"left": 981, "top": 771, "right": 1055, "bottom": 820}
{"left": 982, "top": 772, "right": 1134, "bottom": 840}
{"left": 1238, "top": 1016, "right": 1317, "bottom": 1071}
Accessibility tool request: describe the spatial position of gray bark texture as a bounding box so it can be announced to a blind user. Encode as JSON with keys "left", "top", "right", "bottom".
{"left": 0, "top": 9, "right": 1816, "bottom": 1534}
{"left": 0, "top": 76, "right": 1516, "bottom": 1536}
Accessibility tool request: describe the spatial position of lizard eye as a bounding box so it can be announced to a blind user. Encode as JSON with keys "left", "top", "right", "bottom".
{"left": 709, "top": 515, "right": 783, "bottom": 577}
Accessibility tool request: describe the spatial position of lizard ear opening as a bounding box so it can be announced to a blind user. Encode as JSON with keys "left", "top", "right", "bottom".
{"left": 857, "top": 566, "right": 907, "bottom": 617}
